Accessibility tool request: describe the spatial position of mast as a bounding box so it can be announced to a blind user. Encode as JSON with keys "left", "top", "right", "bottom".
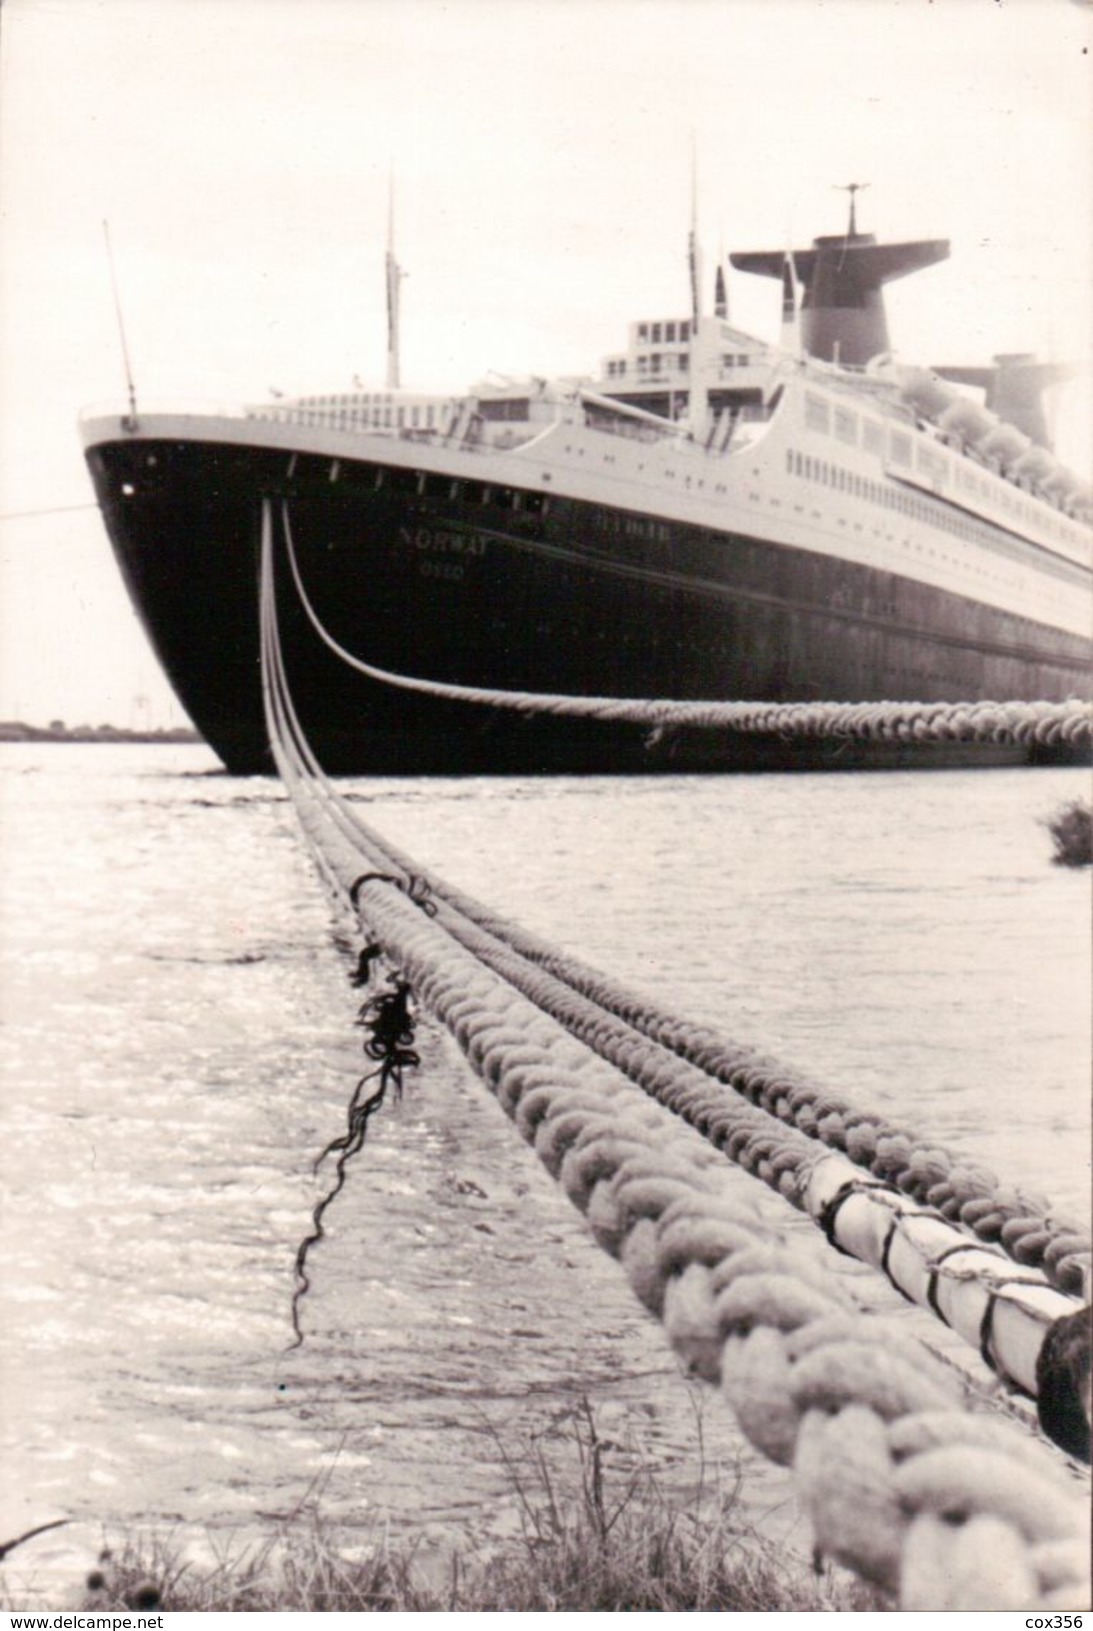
{"left": 686, "top": 144, "right": 710, "bottom": 439}
{"left": 102, "top": 220, "right": 138, "bottom": 428}
{"left": 687, "top": 145, "right": 702, "bottom": 334}
{"left": 385, "top": 174, "right": 404, "bottom": 390}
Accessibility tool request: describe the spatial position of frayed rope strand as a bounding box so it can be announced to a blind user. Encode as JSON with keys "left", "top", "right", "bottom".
{"left": 288, "top": 977, "right": 420, "bottom": 1347}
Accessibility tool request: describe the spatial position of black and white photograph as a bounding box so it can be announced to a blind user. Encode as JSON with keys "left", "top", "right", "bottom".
{"left": 1, "top": 0, "right": 1090, "bottom": 1616}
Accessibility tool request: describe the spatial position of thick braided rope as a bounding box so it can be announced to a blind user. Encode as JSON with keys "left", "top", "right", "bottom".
{"left": 313, "top": 788, "right": 1090, "bottom": 1296}
{"left": 311, "top": 797, "right": 823, "bottom": 1197}
{"left": 277, "top": 768, "right": 1091, "bottom": 1607}
{"left": 280, "top": 502, "right": 1091, "bottom": 748}
{"left": 281, "top": 770, "right": 1089, "bottom": 1427}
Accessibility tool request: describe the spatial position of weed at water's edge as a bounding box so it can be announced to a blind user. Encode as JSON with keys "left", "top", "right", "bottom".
{"left": 48, "top": 1400, "right": 885, "bottom": 1613}
{"left": 1043, "top": 798, "right": 1093, "bottom": 868}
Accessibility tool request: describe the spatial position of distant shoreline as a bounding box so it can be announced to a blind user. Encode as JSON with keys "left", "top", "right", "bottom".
{"left": 0, "top": 721, "right": 201, "bottom": 744}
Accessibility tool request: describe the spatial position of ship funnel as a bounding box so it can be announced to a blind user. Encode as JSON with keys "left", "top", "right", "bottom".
{"left": 933, "top": 354, "right": 1072, "bottom": 450}
{"left": 730, "top": 200, "right": 949, "bottom": 367}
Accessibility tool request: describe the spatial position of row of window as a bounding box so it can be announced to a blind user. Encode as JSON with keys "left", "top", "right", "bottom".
{"left": 302, "top": 392, "right": 447, "bottom": 413}
{"left": 636, "top": 319, "right": 691, "bottom": 344}
{"left": 308, "top": 393, "right": 396, "bottom": 406}
{"left": 283, "top": 401, "right": 447, "bottom": 431}
{"left": 790, "top": 447, "right": 909, "bottom": 509}
{"left": 604, "top": 352, "right": 758, "bottom": 380}
{"left": 635, "top": 354, "right": 688, "bottom": 376}
{"left": 784, "top": 447, "right": 1075, "bottom": 600}
{"left": 603, "top": 354, "right": 689, "bottom": 379}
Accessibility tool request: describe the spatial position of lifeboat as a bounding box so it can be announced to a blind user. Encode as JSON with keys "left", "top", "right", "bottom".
{"left": 937, "top": 397, "right": 996, "bottom": 445}
{"left": 1010, "top": 446, "right": 1056, "bottom": 486}
{"left": 896, "top": 366, "right": 959, "bottom": 421}
{"left": 1039, "top": 466, "right": 1075, "bottom": 498}
{"left": 978, "top": 422, "right": 1031, "bottom": 468}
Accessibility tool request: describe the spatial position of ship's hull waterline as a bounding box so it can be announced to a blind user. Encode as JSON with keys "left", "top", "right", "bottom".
{"left": 83, "top": 425, "right": 1090, "bottom": 776}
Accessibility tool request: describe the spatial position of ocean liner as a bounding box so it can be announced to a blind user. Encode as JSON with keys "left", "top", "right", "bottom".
{"left": 80, "top": 194, "right": 1092, "bottom": 774}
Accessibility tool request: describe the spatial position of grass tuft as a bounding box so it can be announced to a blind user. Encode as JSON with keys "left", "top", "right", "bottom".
{"left": 73, "top": 1400, "right": 885, "bottom": 1613}
{"left": 1043, "top": 799, "right": 1093, "bottom": 868}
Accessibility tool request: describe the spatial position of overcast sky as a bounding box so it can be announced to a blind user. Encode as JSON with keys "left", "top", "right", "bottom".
{"left": 0, "top": 0, "right": 1090, "bottom": 728}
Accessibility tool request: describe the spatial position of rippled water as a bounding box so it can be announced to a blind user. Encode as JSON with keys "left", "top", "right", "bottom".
{"left": 1, "top": 744, "right": 1089, "bottom": 1602}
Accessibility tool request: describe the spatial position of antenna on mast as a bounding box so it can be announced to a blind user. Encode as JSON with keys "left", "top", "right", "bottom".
{"left": 385, "top": 171, "right": 406, "bottom": 390}
{"left": 834, "top": 180, "right": 869, "bottom": 236}
{"left": 102, "top": 220, "right": 138, "bottom": 429}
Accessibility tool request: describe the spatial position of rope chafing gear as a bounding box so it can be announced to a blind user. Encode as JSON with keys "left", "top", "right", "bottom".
{"left": 802, "top": 1154, "right": 1084, "bottom": 1411}
{"left": 1037, "top": 1307, "right": 1093, "bottom": 1462}
{"left": 260, "top": 499, "right": 1090, "bottom": 1608}
{"left": 280, "top": 499, "right": 1092, "bottom": 751}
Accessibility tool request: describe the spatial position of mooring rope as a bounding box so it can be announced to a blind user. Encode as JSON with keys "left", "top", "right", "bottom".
{"left": 267, "top": 497, "right": 1091, "bottom": 1417}
{"left": 291, "top": 762, "right": 1091, "bottom": 1436}
{"left": 309, "top": 810, "right": 1091, "bottom": 1298}
{"left": 261, "top": 500, "right": 1091, "bottom": 1608}
{"left": 281, "top": 501, "right": 1091, "bottom": 748}
{"left": 267, "top": 522, "right": 1092, "bottom": 1297}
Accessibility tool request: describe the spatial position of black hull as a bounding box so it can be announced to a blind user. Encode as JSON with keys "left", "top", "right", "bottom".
{"left": 84, "top": 436, "right": 1090, "bottom": 775}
